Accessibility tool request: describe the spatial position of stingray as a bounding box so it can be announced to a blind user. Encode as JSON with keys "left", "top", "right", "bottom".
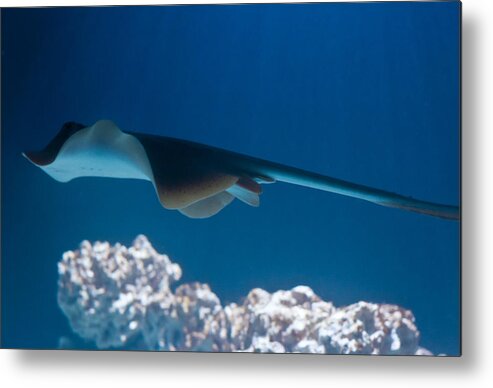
{"left": 23, "top": 120, "right": 459, "bottom": 220}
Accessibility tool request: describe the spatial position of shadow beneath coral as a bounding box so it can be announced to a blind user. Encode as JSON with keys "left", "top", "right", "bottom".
{"left": 10, "top": 347, "right": 460, "bottom": 376}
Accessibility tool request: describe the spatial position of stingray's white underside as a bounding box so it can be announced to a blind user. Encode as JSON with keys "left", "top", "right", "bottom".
{"left": 33, "top": 120, "right": 154, "bottom": 183}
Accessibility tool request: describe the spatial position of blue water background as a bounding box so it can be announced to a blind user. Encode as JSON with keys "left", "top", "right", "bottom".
{"left": 1, "top": 3, "right": 460, "bottom": 354}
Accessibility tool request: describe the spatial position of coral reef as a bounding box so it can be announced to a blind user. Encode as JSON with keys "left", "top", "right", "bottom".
{"left": 57, "top": 235, "right": 432, "bottom": 355}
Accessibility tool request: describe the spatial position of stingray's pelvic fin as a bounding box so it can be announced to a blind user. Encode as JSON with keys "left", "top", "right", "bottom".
{"left": 178, "top": 191, "right": 235, "bottom": 218}
{"left": 24, "top": 120, "right": 459, "bottom": 221}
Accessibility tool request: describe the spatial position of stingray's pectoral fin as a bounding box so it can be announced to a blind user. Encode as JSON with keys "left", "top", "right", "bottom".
{"left": 150, "top": 164, "right": 241, "bottom": 218}
{"left": 226, "top": 177, "right": 262, "bottom": 207}
{"left": 152, "top": 165, "right": 264, "bottom": 218}
{"left": 153, "top": 169, "right": 239, "bottom": 210}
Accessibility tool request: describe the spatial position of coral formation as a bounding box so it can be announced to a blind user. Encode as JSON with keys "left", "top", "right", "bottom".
{"left": 57, "top": 235, "right": 432, "bottom": 355}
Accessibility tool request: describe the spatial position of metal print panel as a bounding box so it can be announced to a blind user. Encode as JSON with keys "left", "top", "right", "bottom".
{"left": 0, "top": 1, "right": 461, "bottom": 355}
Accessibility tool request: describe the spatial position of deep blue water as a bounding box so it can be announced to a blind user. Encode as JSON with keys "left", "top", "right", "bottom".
{"left": 1, "top": 2, "right": 460, "bottom": 354}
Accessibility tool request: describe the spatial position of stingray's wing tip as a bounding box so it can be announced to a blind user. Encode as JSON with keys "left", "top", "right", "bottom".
{"left": 22, "top": 150, "right": 50, "bottom": 166}
{"left": 22, "top": 151, "right": 37, "bottom": 164}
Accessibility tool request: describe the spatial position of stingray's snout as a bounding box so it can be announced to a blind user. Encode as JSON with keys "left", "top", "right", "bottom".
{"left": 22, "top": 150, "right": 45, "bottom": 166}
{"left": 22, "top": 121, "right": 87, "bottom": 167}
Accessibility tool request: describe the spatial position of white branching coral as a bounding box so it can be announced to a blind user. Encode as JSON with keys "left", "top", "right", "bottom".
{"left": 57, "top": 235, "right": 432, "bottom": 355}
{"left": 57, "top": 235, "right": 181, "bottom": 349}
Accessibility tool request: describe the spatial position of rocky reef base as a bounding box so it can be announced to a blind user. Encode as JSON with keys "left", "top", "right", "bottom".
{"left": 57, "top": 235, "right": 432, "bottom": 355}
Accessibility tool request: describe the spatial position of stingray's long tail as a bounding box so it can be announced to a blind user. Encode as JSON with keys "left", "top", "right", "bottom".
{"left": 255, "top": 161, "right": 459, "bottom": 221}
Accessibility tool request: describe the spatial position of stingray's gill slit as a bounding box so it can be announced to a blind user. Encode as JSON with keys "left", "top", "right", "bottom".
{"left": 23, "top": 120, "right": 459, "bottom": 220}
